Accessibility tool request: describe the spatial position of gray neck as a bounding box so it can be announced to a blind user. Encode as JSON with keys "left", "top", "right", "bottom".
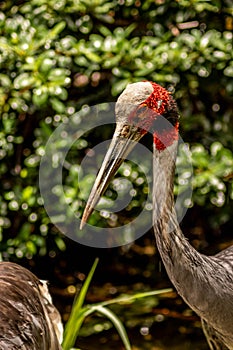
{"left": 152, "top": 141, "right": 233, "bottom": 341}
{"left": 152, "top": 141, "right": 197, "bottom": 271}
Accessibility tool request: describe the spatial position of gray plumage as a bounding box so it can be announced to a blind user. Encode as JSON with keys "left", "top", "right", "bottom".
{"left": 80, "top": 82, "right": 233, "bottom": 349}
{"left": 153, "top": 142, "right": 233, "bottom": 349}
{"left": 0, "top": 262, "right": 63, "bottom": 349}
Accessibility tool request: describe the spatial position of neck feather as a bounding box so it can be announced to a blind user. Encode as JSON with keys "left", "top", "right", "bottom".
{"left": 153, "top": 121, "right": 179, "bottom": 151}
{"left": 152, "top": 141, "right": 233, "bottom": 337}
{"left": 152, "top": 141, "right": 181, "bottom": 243}
{"left": 152, "top": 140, "right": 204, "bottom": 281}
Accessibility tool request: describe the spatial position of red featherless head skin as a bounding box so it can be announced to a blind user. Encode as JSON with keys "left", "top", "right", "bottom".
{"left": 144, "top": 82, "right": 170, "bottom": 115}
{"left": 126, "top": 82, "right": 179, "bottom": 151}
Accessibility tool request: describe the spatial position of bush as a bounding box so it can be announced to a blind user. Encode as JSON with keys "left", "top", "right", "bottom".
{"left": 0, "top": 0, "right": 232, "bottom": 258}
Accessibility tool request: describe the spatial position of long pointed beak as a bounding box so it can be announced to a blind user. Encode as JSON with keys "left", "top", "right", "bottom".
{"left": 80, "top": 123, "right": 144, "bottom": 229}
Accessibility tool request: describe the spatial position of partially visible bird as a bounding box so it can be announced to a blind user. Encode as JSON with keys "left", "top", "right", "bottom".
{"left": 80, "top": 81, "right": 233, "bottom": 349}
{"left": 0, "top": 261, "right": 63, "bottom": 349}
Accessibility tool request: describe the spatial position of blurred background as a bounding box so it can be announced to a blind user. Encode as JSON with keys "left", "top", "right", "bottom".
{"left": 0, "top": 0, "right": 233, "bottom": 349}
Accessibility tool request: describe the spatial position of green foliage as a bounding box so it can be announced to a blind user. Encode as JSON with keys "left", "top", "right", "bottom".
{"left": 0, "top": 0, "right": 232, "bottom": 258}
{"left": 63, "top": 258, "right": 100, "bottom": 350}
{"left": 62, "top": 257, "right": 172, "bottom": 350}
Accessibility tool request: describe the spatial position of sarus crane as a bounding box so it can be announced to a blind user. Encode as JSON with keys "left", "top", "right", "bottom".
{"left": 0, "top": 261, "right": 63, "bottom": 349}
{"left": 80, "top": 81, "right": 233, "bottom": 350}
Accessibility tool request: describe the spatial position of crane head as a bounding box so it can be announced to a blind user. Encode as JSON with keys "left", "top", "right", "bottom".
{"left": 80, "top": 81, "right": 179, "bottom": 229}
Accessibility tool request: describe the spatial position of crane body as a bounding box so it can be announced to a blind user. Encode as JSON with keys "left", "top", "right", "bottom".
{"left": 80, "top": 81, "right": 233, "bottom": 349}
{"left": 0, "top": 262, "right": 63, "bottom": 349}
{"left": 152, "top": 142, "right": 233, "bottom": 349}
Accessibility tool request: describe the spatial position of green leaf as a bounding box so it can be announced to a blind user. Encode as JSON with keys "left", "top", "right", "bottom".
{"left": 32, "top": 87, "right": 49, "bottom": 106}
{"left": 39, "top": 58, "right": 55, "bottom": 73}
{"left": 92, "top": 305, "right": 131, "bottom": 350}
{"left": 111, "top": 79, "right": 131, "bottom": 96}
{"left": 84, "top": 50, "right": 102, "bottom": 63}
{"left": 0, "top": 74, "right": 11, "bottom": 87}
{"left": 62, "top": 258, "right": 99, "bottom": 350}
{"left": 48, "top": 68, "right": 70, "bottom": 82}
{"left": 22, "top": 186, "right": 34, "bottom": 201}
{"left": 98, "top": 288, "right": 173, "bottom": 307}
{"left": 98, "top": 25, "right": 112, "bottom": 37}
{"left": 224, "top": 65, "right": 233, "bottom": 77}
{"left": 55, "top": 236, "right": 66, "bottom": 251}
{"left": 49, "top": 21, "right": 66, "bottom": 38}
{"left": 13, "top": 73, "right": 36, "bottom": 89}
{"left": 50, "top": 97, "right": 66, "bottom": 113}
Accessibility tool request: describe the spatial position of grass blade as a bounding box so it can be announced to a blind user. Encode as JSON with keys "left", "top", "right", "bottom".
{"left": 62, "top": 258, "right": 99, "bottom": 350}
{"left": 99, "top": 288, "right": 173, "bottom": 307}
{"left": 92, "top": 305, "right": 132, "bottom": 350}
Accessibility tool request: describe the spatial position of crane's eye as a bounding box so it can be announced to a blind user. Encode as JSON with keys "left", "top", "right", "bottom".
{"left": 128, "top": 104, "right": 148, "bottom": 124}
{"left": 135, "top": 104, "right": 148, "bottom": 119}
